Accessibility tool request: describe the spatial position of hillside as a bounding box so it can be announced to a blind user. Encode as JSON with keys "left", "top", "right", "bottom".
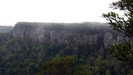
{"left": 11, "top": 22, "right": 128, "bottom": 48}
{"left": 0, "top": 22, "right": 132, "bottom": 75}
{"left": 0, "top": 26, "right": 13, "bottom": 33}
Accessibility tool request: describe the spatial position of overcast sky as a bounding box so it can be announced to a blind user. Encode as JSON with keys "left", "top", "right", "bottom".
{"left": 0, "top": 0, "right": 118, "bottom": 26}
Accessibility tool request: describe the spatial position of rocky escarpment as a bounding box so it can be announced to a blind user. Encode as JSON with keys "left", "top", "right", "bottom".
{"left": 10, "top": 22, "right": 129, "bottom": 49}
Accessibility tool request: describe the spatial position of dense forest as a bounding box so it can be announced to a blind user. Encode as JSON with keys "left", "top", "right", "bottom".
{"left": 0, "top": 22, "right": 133, "bottom": 75}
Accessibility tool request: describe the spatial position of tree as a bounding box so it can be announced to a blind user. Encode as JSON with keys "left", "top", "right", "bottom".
{"left": 36, "top": 56, "right": 91, "bottom": 75}
{"left": 73, "top": 65, "right": 92, "bottom": 75}
{"left": 102, "top": 0, "right": 133, "bottom": 68}
{"left": 37, "top": 56, "right": 74, "bottom": 75}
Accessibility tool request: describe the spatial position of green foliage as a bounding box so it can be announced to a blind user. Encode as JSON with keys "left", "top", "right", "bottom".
{"left": 73, "top": 65, "right": 92, "bottom": 75}
{"left": 103, "top": 0, "right": 133, "bottom": 37}
{"left": 38, "top": 56, "right": 92, "bottom": 75}
{"left": 0, "top": 32, "right": 132, "bottom": 75}
{"left": 1, "top": 22, "right": 133, "bottom": 75}
{"left": 102, "top": 0, "right": 133, "bottom": 68}
{"left": 108, "top": 41, "right": 133, "bottom": 67}
{"left": 38, "top": 56, "right": 74, "bottom": 75}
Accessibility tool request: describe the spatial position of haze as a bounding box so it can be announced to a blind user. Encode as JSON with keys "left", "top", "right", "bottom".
{"left": 0, "top": 0, "right": 118, "bottom": 26}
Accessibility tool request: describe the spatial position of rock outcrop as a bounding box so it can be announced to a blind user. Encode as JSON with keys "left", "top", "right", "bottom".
{"left": 10, "top": 22, "right": 129, "bottom": 49}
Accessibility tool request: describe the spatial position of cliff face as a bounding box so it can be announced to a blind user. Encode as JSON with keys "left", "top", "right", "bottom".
{"left": 10, "top": 22, "right": 129, "bottom": 48}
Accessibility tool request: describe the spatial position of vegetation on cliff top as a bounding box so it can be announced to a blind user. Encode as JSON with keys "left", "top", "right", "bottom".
{"left": 0, "top": 22, "right": 132, "bottom": 75}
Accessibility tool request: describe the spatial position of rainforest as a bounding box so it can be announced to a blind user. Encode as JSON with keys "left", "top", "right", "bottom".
{"left": 0, "top": 22, "right": 133, "bottom": 75}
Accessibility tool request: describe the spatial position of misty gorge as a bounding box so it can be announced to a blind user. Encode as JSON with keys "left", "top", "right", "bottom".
{"left": 0, "top": 22, "right": 132, "bottom": 75}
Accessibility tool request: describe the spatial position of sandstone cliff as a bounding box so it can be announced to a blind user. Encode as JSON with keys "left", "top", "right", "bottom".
{"left": 10, "top": 22, "right": 129, "bottom": 49}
